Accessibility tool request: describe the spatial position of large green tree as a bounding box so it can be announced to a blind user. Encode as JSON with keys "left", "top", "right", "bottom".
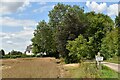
{"left": 31, "top": 3, "right": 116, "bottom": 63}
{"left": 32, "top": 20, "right": 56, "bottom": 55}
{"left": 100, "top": 27, "right": 119, "bottom": 59}
{"left": 84, "top": 12, "right": 114, "bottom": 57}
{"left": 48, "top": 3, "right": 89, "bottom": 58}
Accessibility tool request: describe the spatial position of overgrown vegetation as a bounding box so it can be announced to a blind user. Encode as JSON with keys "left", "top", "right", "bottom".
{"left": 105, "top": 56, "right": 120, "bottom": 64}
{"left": 31, "top": 3, "right": 119, "bottom": 63}
{"left": 64, "top": 62, "right": 119, "bottom": 78}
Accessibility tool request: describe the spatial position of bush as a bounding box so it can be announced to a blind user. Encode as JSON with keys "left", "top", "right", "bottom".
{"left": 8, "top": 50, "right": 23, "bottom": 55}
{"left": 2, "top": 55, "right": 10, "bottom": 59}
{"left": 26, "top": 55, "right": 36, "bottom": 57}
{"left": 2, "top": 54, "right": 37, "bottom": 59}
{"left": 21, "top": 54, "right": 27, "bottom": 58}
{"left": 66, "top": 35, "right": 89, "bottom": 63}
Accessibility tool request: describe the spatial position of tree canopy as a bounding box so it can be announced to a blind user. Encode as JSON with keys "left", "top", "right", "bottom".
{"left": 8, "top": 50, "right": 22, "bottom": 55}
{"left": 32, "top": 3, "right": 117, "bottom": 63}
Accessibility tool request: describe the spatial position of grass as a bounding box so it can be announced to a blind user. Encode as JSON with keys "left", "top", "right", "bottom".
{"left": 100, "top": 65, "right": 119, "bottom": 78}
{"left": 64, "top": 62, "right": 119, "bottom": 78}
{"left": 105, "top": 56, "right": 120, "bottom": 64}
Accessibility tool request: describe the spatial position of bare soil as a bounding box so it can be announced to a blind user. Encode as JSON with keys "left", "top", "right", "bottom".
{"left": 2, "top": 57, "right": 61, "bottom": 78}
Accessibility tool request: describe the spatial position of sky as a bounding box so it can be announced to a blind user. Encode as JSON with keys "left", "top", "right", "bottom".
{"left": 0, "top": 0, "right": 119, "bottom": 54}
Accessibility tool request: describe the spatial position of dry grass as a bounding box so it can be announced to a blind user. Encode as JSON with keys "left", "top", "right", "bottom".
{"left": 2, "top": 57, "right": 60, "bottom": 78}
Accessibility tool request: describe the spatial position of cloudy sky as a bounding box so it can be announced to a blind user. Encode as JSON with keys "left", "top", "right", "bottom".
{"left": 0, "top": 0, "right": 119, "bottom": 53}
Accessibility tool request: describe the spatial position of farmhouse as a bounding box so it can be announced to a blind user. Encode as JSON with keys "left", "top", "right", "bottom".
{"left": 24, "top": 45, "right": 47, "bottom": 56}
{"left": 24, "top": 45, "right": 34, "bottom": 55}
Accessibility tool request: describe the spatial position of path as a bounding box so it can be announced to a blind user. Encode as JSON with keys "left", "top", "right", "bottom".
{"left": 101, "top": 62, "right": 120, "bottom": 73}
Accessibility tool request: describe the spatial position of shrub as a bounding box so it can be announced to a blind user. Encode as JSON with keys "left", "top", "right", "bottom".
{"left": 66, "top": 35, "right": 89, "bottom": 63}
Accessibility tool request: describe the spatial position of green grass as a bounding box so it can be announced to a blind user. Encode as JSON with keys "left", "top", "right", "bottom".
{"left": 105, "top": 56, "right": 120, "bottom": 64}
{"left": 65, "top": 62, "right": 119, "bottom": 78}
{"left": 100, "top": 65, "right": 119, "bottom": 78}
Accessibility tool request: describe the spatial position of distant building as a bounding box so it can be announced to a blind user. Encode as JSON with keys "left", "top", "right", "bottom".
{"left": 25, "top": 45, "right": 34, "bottom": 55}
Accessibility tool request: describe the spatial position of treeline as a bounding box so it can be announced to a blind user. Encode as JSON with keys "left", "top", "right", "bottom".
{"left": 0, "top": 49, "right": 35, "bottom": 59}
{"left": 31, "top": 3, "right": 120, "bottom": 63}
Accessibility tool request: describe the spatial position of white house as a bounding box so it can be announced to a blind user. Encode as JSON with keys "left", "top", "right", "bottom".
{"left": 24, "top": 45, "right": 47, "bottom": 56}
{"left": 25, "top": 45, "right": 34, "bottom": 55}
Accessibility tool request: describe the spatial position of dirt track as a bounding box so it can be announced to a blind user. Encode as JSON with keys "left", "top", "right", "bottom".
{"left": 2, "top": 58, "right": 61, "bottom": 78}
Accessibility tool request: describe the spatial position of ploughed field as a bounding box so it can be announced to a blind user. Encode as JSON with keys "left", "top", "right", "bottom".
{"left": 2, "top": 57, "right": 61, "bottom": 78}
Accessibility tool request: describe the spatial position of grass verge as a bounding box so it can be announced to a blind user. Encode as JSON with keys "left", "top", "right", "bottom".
{"left": 105, "top": 56, "right": 120, "bottom": 64}
{"left": 64, "top": 62, "right": 119, "bottom": 78}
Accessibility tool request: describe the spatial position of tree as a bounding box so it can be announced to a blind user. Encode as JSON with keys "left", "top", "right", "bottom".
{"left": 8, "top": 50, "right": 22, "bottom": 55}
{"left": 115, "top": 12, "right": 120, "bottom": 27}
{"left": 100, "top": 27, "right": 119, "bottom": 59}
{"left": 48, "top": 3, "right": 89, "bottom": 59}
{"left": 84, "top": 12, "right": 114, "bottom": 57}
{"left": 32, "top": 20, "right": 57, "bottom": 55}
{"left": 31, "top": 3, "right": 116, "bottom": 63}
{"left": 0, "top": 49, "right": 5, "bottom": 56}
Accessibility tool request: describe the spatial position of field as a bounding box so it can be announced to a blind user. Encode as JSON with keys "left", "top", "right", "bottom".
{"left": 1, "top": 57, "right": 119, "bottom": 79}
{"left": 2, "top": 57, "right": 62, "bottom": 78}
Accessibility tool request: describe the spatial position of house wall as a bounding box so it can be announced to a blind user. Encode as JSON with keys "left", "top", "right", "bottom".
{"left": 26, "top": 51, "right": 34, "bottom": 55}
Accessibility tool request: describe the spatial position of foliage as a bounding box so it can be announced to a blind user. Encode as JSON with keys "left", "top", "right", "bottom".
{"left": 48, "top": 3, "right": 88, "bottom": 58}
{"left": 0, "top": 49, "right": 5, "bottom": 57}
{"left": 100, "top": 27, "right": 119, "bottom": 59}
{"left": 66, "top": 35, "right": 89, "bottom": 63}
{"left": 66, "top": 12, "right": 114, "bottom": 62}
{"left": 65, "top": 62, "right": 119, "bottom": 78}
{"left": 31, "top": 20, "right": 56, "bottom": 55}
{"left": 8, "top": 50, "right": 23, "bottom": 55}
{"left": 31, "top": 3, "right": 117, "bottom": 63}
{"left": 2, "top": 54, "right": 36, "bottom": 59}
{"left": 115, "top": 12, "right": 120, "bottom": 27}
{"left": 105, "top": 56, "right": 120, "bottom": 64}
{"left": 85, "top": 12, "right": 114, "bottom": 53}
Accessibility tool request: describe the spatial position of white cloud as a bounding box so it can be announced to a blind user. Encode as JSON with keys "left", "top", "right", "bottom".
{"left": 1, "top": 27, "right": 34, "bottom": 53}
{"left": 0, "top": 16, "right": 36, "bottom": 53}
{"left": 0, "top": 0, "right": 30, "bottom": 15}
{"left": 13, "top": 27, "right": 34, "bottom": 39}
{"left": 33, "top": 5, "right": 54, "bottom": 13}
{"left": 107, "top": 4, "right": 118, "bottom": 16}
{"left": 86, "top": 1, "right": 118, "bottom": 16}
{"left": 18, "top": 0, "right": 30, "bottom": 12}
{"left": 6, "top": 40, "right": 13, "bottom": 44}
{"left": 0, "top": 17, "right": 37, "bottom": 27}
{"left": 86, "top": 1, "right": 107, "bottom": 13}
{"left": 1, "top": 26, "right": 34, "bottom": 40}
{"left": 38, "top": 2, "right": 47, "bottom": 5}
